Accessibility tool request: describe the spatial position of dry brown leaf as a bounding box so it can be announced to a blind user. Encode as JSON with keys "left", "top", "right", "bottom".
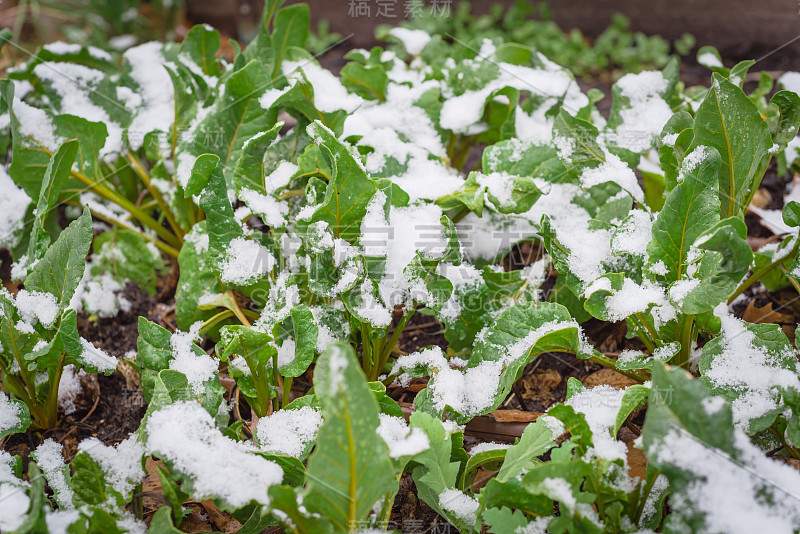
{"left": 750, "top": 187, "right": 772, "bottom": 209}
{"left": 142, "top": 458, "right": 163, "bottom": 493}
{"left": 490, "top": 409, "right": 544, "bottom": 423}
{"left": 742, "top": 300, "right": 790, "bottom": 324}
{"left": 582, "top": 368, "right": 638, "bottom": 389}
{"left": 201, "top": 500, "right": 243, "bottom": 533}
{"left": 178, "top": 504, "right": 217, "bottom": 533}
{"left": 626, "top": 441, "right": 647, "bottom": 480}
{"left": 519, "top": 368, "right": 562, "bottom": 405}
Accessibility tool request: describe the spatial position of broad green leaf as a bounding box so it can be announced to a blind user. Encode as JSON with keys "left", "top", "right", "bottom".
{"left": 186, "top": 154, "right": 242, "bottom": 262}
{"left": 181, "top": 24, "right": 221, "bottom": 77}
{"left": 689, "top": 74, "right": 772, "bottom": 218}
{"left": 678, "top": 217, "right": 753, "bottom": 314}
{"left": 419, "top": 302, "right": 591, "bottom": 422}
{"left": 25, "top": 139, "right": 79, "bottom": 265}
{"left": 71, "top": 451, "right": 126, "bottom": 509}
{"left": 496, "top": 419, "right": 557, "bottom": 483}
{"left": 552, "top": 109, "right": 604, "bottom": 177}
{"left": 341, "top": 63, "right": 388, "bottom": 101}
{"left": 614, "top": 384, "right": 650, "bottom": 434}
{"left": 642, "top": 362, "right": 800, "bottom": 533}
{"left": 136, "top": 317, "right": 173, "bottom": 402}
{"left": 268, "top": 485, "right": 333, "bottom": 534}
{"left": 278, "top": 305, "right": 318, "bottom": 377}
{"left": 182, "top": 60, "right": 277, "bottom": 184}
{"left": 52, "top": 114, "right": 108, "bottom": 183}
{"left": 231, "top": 123, "right": 283, "bottom": 195}
{"left": 297, "top": 121, "right": 378, "bottom": 243}
{"left": 409, "top": 412, "right": 467, "bottom": 530}
{"left": 25, "top": 207, "right": 93, "bottom": 311}
{"left": 271, "top": 4, "right": 310, "bottom": 80}
{"left": 646, "top": 146, "right": 721, "bottom": 283}
{"left": 304, "top": 344, "right": 396, "bottom": 531}
{"left": 771, "top": 90, "right": 800, "bottom": 147}
{"left": 147, "top": 507, "right": 184, "bottom": 533}
{"left": 482, "top": 507, "right": 535, "bottom": 534}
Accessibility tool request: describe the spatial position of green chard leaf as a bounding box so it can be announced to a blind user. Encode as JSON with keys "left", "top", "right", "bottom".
{"left": 689, "top": 73, "right": 773, "bottom": 218}
{"left": 25, "top": 207, "right": 93, "bottom": 311}
{"left": 302, "top": 344, "right": 396, "bottom": 530}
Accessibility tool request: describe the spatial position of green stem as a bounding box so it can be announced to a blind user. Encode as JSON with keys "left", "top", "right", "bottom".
{"left": 273, "top": 352, "right": 283, "bottom": 410}
{"left": 590, "top": 354, "right": 649, "bottom": 383}
{"left": 245, "top": 356, "right": 270, "bottom": 418}
{"left": 67, "top": 167, "right": 181, "bottom": 248}
{"left": 70, "top": 200, "right": 180, "bottom": 257}
{"left": 277, "top": 188, "right": 308, "bottom": 201}
{"left": 127, "top": 152, "right": 185, "bottom": 241}
{"left": 632, "top": 313, "right": 659, "bottom": 349}
{"left": 674, "top": 315, "right": 695, "bottom": 370}
{"left": 227, "top": 292, "right": 252, "bottom": 327}
{"left": 448, "top": 206, "right": 470, "bottom": 224}
{"left": 0, "top": 360, "right": 35, "bottom": 412}
{"left": 42, "top": 352, "right": 67, "bottom": 429}
{"left": 780, "top": 264, "right": 800, "bottom": 295}
{"left": 374, "top": 309, "right": 414, "bottom": 381}
{"left": 282, "top": 376, "right": 293, "bottom": 409}
{"left": 728, "top": 239, "right": 800, "bottom": 304}
{"left": 199, "top": 309, "right": 235, "bottom": 335}
{"left": 361, "top": 323, "right": 373, "bottom": 377}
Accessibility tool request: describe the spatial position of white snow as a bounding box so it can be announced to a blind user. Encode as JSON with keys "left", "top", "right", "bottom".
{"left": 565, "top": 385, "right": 628, "bottom": 461}
{"left": 388, "top": 28, "right": 431, "bottom": 55}
{"left": 78, "top": 436, "right": 144, "bottom": 496}
{"left": 124, "top": 42, "right": 175, "bottom": 151}
{"left": 33, "top": 439, "right": 73, "bottom": 508}
{"left": 168, "top": 322, "right": 219, "bottom": 394}
{"left": 376, "top": 414, "right": 430, "bottom": 458}
{"left": 579, "top": 153, "right": 644, "bottom": 203}
{"left": 146, "top": 401, "right": 283, "bottom": 507}
{"left": 612, "top": 210, "right": 653, "bottom": 257}
{"left": 438, "top": 488, "right": 479, "bottom": 527}
{"left": 702, "top": 314, "right": 800, "bottom": 430}
{"left": 256, "top": 406, "right": 323, "bottom": 458}
{"left": 0, "top": 167, "right": 31, "bottom": 248}
{"left": 612, "top": 70, "right": 673, "bottom": 153}
{"left": 0, "top": 392, "right": 23, "bottom": 436}
{"left": 32, "top": 62, "right": 124, "bottom": 159}
{"left": 58, "top": 364, "right": 85, "bottom": 415}
{"left": 652, "top": 427, "right": 800, "bottom": 533}
{"left": 282, "top": 60, "right": 363, "bottom": 113}
{"left": 439, "top": 57, "right": 588, "bottom": 135}
{"left": 14, "top": 289, "right": 59, "bottom": 328}
{"left": 219, "top": 237, "right": 275, "bottom": 285}
{"left": 698, "top": 52, "right": 724, "bottom": 68}
{"left": 78, "top": 338, "right": 118, "bottom": 372}
{"left": 0, "top": 482, "right": 29, "bottom": 531}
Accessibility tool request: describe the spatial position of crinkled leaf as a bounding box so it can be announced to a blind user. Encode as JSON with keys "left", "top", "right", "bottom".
{"left": 25, "top": 207, "right": 93, "bottom": 311}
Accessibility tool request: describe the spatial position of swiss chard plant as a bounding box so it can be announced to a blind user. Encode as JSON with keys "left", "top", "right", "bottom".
{"left": 0, "top": 199, "right": 119, "bottom": 430}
